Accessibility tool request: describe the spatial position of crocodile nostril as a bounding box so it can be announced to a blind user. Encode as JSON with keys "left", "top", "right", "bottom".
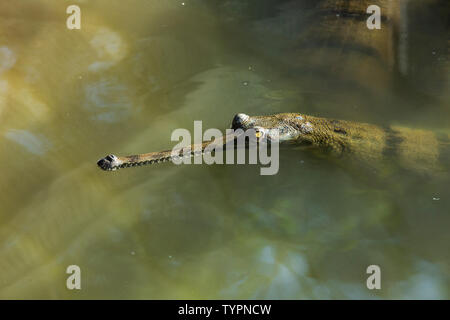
{"left": 97, "top": 158, "right": 107, "bottom": 169}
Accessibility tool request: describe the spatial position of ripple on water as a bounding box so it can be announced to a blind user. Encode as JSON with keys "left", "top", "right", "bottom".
{"left": 83, "top": 78, "right": 133, "bottom": 122}
{"left": 87, "top": 29, "right": 126, "bottom": 74}
{"left": 90, "top": 27, "right": 127, "bottom": 63}
{"left": 0, "top": 79, "right": 7, "bottom": 116}
{"left": 5, "top": 129, "right": 51, "bottom": 155}
{"left": 0, "top": 46, "right": 16, "bottom": 74}
{"left": 390, "top": 260, "right": 449, "bottom": 299}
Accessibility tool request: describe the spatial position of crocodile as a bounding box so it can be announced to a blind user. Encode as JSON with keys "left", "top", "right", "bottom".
{"left": 97, "top": 113, "right": 449, "bottom": 176}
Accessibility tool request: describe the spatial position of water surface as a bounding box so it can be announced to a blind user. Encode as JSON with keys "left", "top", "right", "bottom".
{"left": 0, "top": 0, "right": 448, "bottom": 299}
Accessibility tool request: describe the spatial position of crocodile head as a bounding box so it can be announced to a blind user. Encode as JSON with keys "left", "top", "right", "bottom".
{"left": 97, "top": 154, "right": 123, "bottom": 171}
{"left": 231, "top": 113, "right": 303, "bottom": 143}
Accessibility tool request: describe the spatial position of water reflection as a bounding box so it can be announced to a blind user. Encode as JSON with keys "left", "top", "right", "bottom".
{"left": 5, "top": 129, "right": 51, "bottom": 155}
{"left": 0, "top": 0, "right": 448, "bottom": 299}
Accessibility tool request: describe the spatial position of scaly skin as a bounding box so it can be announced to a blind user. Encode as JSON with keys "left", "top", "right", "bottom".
{"left": 231, "top": 113, "right": 449, "bottom": 176}
{"left": 97, "top": 113, "right": 449, "bottom": 175}
{"left": 97, "top": 131, "right": 240, "bottom": 171}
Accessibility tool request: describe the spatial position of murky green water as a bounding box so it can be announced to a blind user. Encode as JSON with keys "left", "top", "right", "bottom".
{"left": 0, "top": 0, "right": 449, "bottom": 299}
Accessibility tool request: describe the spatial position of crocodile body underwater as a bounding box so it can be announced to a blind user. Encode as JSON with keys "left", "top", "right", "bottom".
{"left": 97, "top": 113, "right": 450, "bottom": 176}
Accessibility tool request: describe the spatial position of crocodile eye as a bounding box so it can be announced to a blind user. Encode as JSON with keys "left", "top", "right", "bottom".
{"left": 255, "top": 131, "right": 262, "bottom": 138}
{"left": 232, "top": 113, "right": 251, "bottom": 129}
